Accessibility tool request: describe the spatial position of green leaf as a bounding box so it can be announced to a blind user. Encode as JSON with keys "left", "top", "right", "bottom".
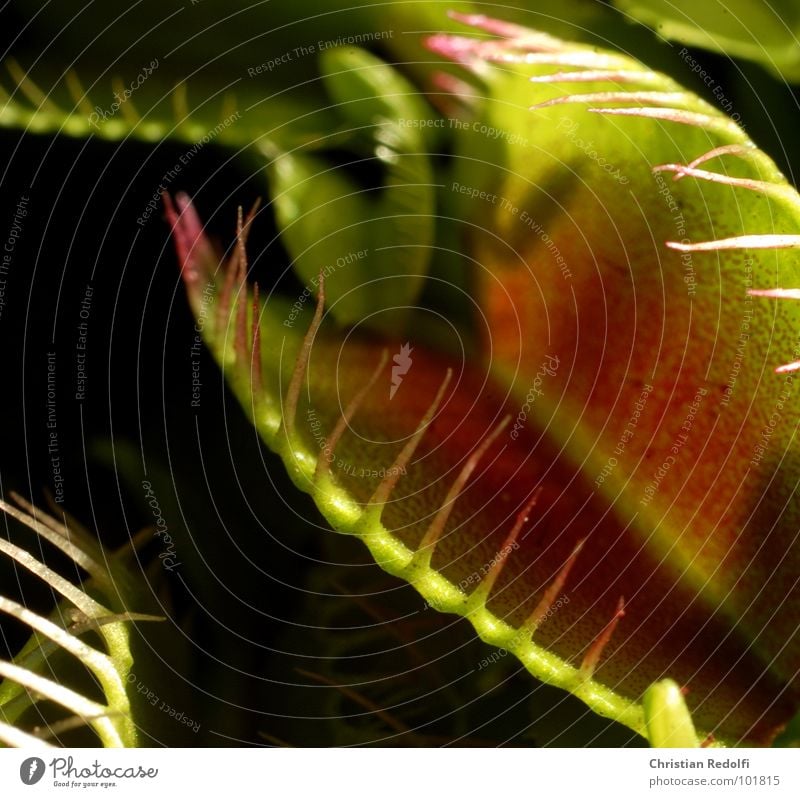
{"left": 613, "top": 0, "right": 800, "bottom": 81}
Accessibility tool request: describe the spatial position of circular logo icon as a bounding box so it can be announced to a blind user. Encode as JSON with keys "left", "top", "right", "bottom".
{"left": 19, "top": 758, "right": 45, "bottom": 786}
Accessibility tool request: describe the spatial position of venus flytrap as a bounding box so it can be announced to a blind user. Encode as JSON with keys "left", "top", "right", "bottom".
{"left": 4, "top": 5, "right": 800, "bottom": 748}
{"left": 0, "top": 496, "right": 162, "bottom": 747}
{"left": 643, "top": 679, "right": 701, "bottom": 748}
{"left": 165, "top": 12, "right": 800, "bottom": 748}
